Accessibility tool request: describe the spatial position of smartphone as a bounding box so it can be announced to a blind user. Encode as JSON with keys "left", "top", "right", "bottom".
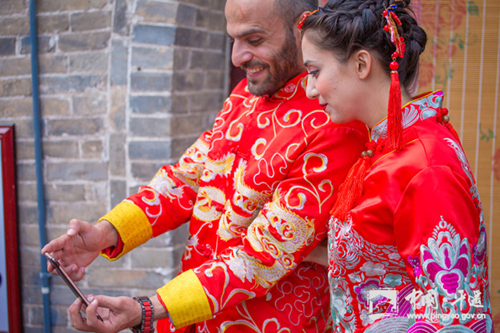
{"left": 43, "top": 252, "right": 103, "bottom": 321}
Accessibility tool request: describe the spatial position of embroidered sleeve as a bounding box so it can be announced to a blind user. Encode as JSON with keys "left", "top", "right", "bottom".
{"left": 99, "top": 130, "right": 211, "bottom": 259}
{"left": 394, "top": 165, "right": 491, "bottom": 330}
{"left": 156, "top": 125, "right": 367, "bottom": 328}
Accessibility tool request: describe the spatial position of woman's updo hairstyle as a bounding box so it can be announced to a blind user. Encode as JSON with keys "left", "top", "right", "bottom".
{"left": 301, "top": 0, "right": 427, "bottom": 93}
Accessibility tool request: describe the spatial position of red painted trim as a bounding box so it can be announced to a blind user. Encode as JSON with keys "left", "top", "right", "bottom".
{"left": 0, "top": 124, "right": 21, "bottom": 333}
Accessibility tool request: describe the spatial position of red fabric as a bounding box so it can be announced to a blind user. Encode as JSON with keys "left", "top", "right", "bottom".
{"left": 110, "top": 72, "right": 368, "bottom": 332}
{"left": 328, "top": 91, "right": 492, "bottom": 332}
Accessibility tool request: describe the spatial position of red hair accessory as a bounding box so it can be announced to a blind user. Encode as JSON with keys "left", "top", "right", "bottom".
{"left": 383, "top": 4, "right": 405, "bottom": 151}
{"left": 297, "top": 9, "right": 319, "bottom": 30}
{"left": 331, "top": 4, "right": 407, "bottom": 222}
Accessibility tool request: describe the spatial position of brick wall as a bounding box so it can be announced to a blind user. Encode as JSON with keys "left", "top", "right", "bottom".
{"left": 0, "top": 0, "right": 227, "bottom": 331}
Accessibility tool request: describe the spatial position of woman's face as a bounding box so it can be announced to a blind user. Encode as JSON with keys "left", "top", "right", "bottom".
{"left": 302, "top": 33, "right": 364, "bottom": 124}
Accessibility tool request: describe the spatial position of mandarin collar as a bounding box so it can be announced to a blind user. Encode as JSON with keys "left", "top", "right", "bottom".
{"left": 371, "top": 91, "right": 444, "bottom": 142}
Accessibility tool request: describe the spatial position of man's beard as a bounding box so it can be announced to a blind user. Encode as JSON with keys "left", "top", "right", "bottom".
{"left": 243, "top": 31, "right": 301, "bottom": 96}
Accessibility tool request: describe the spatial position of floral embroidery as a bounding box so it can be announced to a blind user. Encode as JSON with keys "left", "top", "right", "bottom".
{"left": 327, "top": 91, "right": 491, "bottom": 332}
{"left": 420, "top": 217, "right": 471, "bottom": 299}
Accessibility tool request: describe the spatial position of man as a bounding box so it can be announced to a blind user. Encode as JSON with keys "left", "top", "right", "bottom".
{"left": 42, "top": 0, "right": 367, "bottom": 332}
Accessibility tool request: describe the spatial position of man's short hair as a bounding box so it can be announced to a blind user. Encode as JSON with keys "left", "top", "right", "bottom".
{"left": 274, "top": 0, "right": 318, "bottom": 27}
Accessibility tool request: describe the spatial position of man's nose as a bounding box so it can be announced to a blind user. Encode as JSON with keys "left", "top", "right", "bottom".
{"left": 231, "top": 40, "right": 253, "bottom": 68}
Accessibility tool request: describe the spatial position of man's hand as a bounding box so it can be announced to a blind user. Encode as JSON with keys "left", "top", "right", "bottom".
{"left": 41, "top": 219, "right": 118, "bottom": 281}
{"left": 69, "top": 295, "right": 142, "bottom": 333}
{"left": 303, "top": 239, "right": 328, "bottom": 267}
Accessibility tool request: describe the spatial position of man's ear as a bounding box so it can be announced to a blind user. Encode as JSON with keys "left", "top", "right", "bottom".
{"left": 354, "top": 49, "right": 372, "bottom": 80}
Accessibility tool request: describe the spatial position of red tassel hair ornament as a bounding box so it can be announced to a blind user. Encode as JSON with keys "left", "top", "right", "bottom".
{"left": 331, "top": 5, "right": 407, "bottom": 222}
{"left": 383, "top": 5, "right": 405, "bottom": 150}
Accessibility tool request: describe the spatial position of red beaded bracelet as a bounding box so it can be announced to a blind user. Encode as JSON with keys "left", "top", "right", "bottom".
{"left": 131, "top": 296, "right": 154, "bottom": 333}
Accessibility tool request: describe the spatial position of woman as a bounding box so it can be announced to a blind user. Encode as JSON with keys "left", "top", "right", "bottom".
{"left": 300, "top": 0, "right": 492, "bottom": 332}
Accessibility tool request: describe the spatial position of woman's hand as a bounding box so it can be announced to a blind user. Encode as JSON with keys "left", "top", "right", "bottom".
{"left": 303, "top": 239, "right": 328, "bottom": 267}
{"left": 41, "top": 219, "right": 118, "bottom": 281}
{"left": 69, "top": 295, "right": 142, "bottom": 333}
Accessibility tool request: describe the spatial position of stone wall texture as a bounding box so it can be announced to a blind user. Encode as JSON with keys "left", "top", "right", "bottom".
{"left": 0, "top": 0, "right": 228, "bottom": 331}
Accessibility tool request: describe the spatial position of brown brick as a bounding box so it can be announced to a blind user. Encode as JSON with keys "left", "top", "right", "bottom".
{"left": 12, "top": 118, "right": 34, "bottom": 138}
{"left": 176, "top": 4, "right": 196, "bottom": 27}
{"left": 16, "top": 140, "right": 35, "bottom": 160}
{"left": 110, "top": 179, "right": 126, "bottom": 207}
{"left": 169, "top": 114, "right": 204, "bottom": 137}
{"left": 171, "top": 136, "right": 198, "bottom": 159}
{"left": 0, "top": 77, "right": 32, "bottom": 97}
{"left": 37, "top": 0, "right": 107, "bottom": 13}
{"left": 43, "top": 140, "right": 79, "bottom": 158}
{"left": 110, "top": 133, "right": 126, "bottom": 177}
{"left": 0, "top": 37, "right": 16, "bottom": 55}
{"left": 173, "top": 71, "right": 204, "bottom": 91}
{"left": 113, "top": 0, "right": 129, "bottom": 36}
{"left": 0, "top": 17, "right": 30, "bottom": 36}
{"left": 17, "top": 204, "right": 38, "bottom": 224}
{"left": 39, "top": 54, "right": 67, "bottom": 74}
{"left": 59, "top": 32, "right": 111, "bottom": 52}
{"left": 47, "top": 202, "right": 108, "bottom": 224}
{"left": 20, "top": 246, "right": 41, "bottom": 268}
{"left": 173, "top": 48, "right": 189, "bottom": 70}
{"left": 110, "top": 86, "right": 126, "bottom": 131}
{"left": 39, "top": 75, "right": 105, "bottom": 94}
{"left": 175, "top": 27, "right": 208, "bottom": 48}
{"left": 40, "top": 97, "right": 70, "bottom": 116}
{"left": 203, "top": 70, "right": 225, "bottom": 90}
{"left": 71, "top": 11, "right": 112, "bottom": 31}
{"left": 171, "top": 93, "right": 188, "bottom": 114}
{"left": 73, "top": 95, "right": 107, "bottom": 115}
{"left": 181, "top": 0, "right": 211, "bottom": 8}
{"left": 37, "top": 14, "right": 69, "bottom": 34}
{"left": 0, "top": 0, "right": 27, "bottom": 15}
{"left": 135, "top": 0, "right": 177, "bottom": 24}
{"left": 19, "top": 225, "right": 40, "bottom": 247}
{"left": 69, "top": 52, "right": 108, "bottom": 73}
{"left": 88, "top": 268, "right": 168, "bottom": 288}
{"left": 131, "top": 72, "right": 172, "bottom": 92}
{"left": 110, "top": 40, "right": 128, "bottom": 85}
{"left": 0, "top": 97, "right": 33, "bottom": 118}
{"left": 208, "top": 31, "right": 225, "bottom": 51}
{"left": 130, "top": 117, "right": 170, "bottom": 137}
{"left": 131, "top": 162, "right": 165, "bottom": 181}
{"left": 211, "top": 0, "right": 225, "bottom": 11}
{"left": 195, "top": 9, "right": 225, "bottom": 31}
{"left": 46, "top": 161, "right": 108, "bottom": 181}
{"left": 20, "top": 35, "right": 56, "bottom": 54}
{"left": 46, "top": 118, "right": 104, "bottom": 136}
{"left": 190, "top": 91, "right": 225, "bottom": 113}
{"left": 17, "top": 182, "right": 37, "bottom": 202}
{"left": 82, "top": 140, "right": 103, "bottom": 158}
{"left": 45, "top": 184, "right": 86, "bottom": 202}
{"left": 190, "top": 50, "right": 224, "bottom": 70}
{"left": 132, "top": 46, "right": 174, "bottom": 71}
{"left": 88, "top": 182, "right": 107, "bottom": 201}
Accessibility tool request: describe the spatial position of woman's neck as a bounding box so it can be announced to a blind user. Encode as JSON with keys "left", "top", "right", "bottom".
{"left": 364, "top": 87, "right": 413, "bottom": 130}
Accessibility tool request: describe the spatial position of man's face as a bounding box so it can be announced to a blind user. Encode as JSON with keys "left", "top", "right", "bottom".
{"left": 225, "top": 0, "right": 304, "bottom": 96}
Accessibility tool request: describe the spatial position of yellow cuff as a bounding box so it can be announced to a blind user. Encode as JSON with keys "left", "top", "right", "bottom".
{"left": 99, "top": 201, "right": 152, "bottom": 260}
{"left": 157, "top": 270, "right": 212, "bottom": 328}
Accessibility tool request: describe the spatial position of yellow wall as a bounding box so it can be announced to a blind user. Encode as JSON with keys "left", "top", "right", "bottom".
{"left": 415, "top": 0, "right": 499, "bottom": 326}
